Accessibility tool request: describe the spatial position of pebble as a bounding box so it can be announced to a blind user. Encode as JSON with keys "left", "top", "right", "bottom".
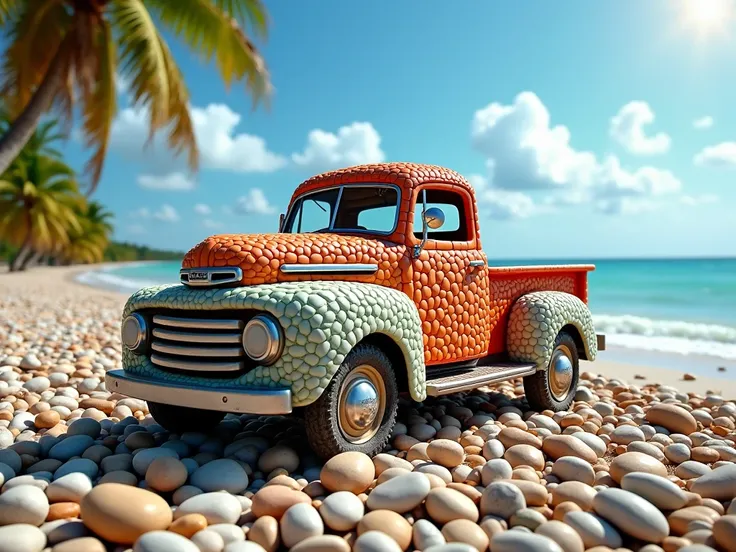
{"left": 691, "top": 464, "right": 736, "bottom": 500}
{"left": 366, "top": 472, "right": 430, "bottom": 513}
{"left": 0, "top": 524, "right": 47, "bottom": 552}
{"left": 175, "top": 492, "right": 243, "bottom": 524}
{"left": 353, "top": 530, "right": 403, "bottom": 552}
{"left": 190, "top": 458, "right": 249, "bottom": 493}
{"left": 320, "top": 491, "right": 365, "bottom": 530}
{"left": 279, "top": 503, "right": 324, "bottom": 548}
{"left": 536, "top": 520, "right": 585, "bottom": 552}
{"left": 551, "top": 456, "right": 595, "bottom": 485}
{"left": 609, "top": 452, "right": 668, "bottom": 483}
{"left": 132, "top": 530, "right": 200, "bottom": 552}
{"left": 491, "top": 531, "right": 564, "bottom": 552}
{"left": 321, "top": 452, "right": 375, "bottom": 494}
{"left": 620, "top": 472, "right": 688, "bottom": 510}
{"left": 0, "top": 485, "right": 49, "bottom": 525}
{"left": 425, "top": 487, "right": 480, "bottom": 523}
{"left": 190, "top": 529, "right": 225, "bottom": 552}
{"left": 564, "top": 510, "right": 623, "bottom": 549}
{"left": 358, "top": 510, "right": 412, "bottom": 550}
{"left": 646, "top": 403, "right": 698, "bottom": 434}
{"left": 480, "top": 481, "right": 527, "bottom": 519}
{"left": 592, "top": 488, "right": 669, "bottom": 542}
{"left": 413, "top": 518, "right": 446, "bottom": 550}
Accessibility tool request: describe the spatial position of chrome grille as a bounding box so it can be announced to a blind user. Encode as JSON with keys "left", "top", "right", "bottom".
{"left": 150, "top": 314, "right": 246, "bottom": 372}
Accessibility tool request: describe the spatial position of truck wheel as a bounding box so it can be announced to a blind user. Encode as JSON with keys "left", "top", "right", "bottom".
{"left": 523, "top": 331, "right": 579, "bottom": 412}
{"left": 305, "top": 344, "right": 398, "bottom": 459}
{"left": 148, "top": 402, "right": 226, "bottom": 434}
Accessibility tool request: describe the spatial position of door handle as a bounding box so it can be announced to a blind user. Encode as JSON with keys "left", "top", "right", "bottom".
{"left": 469, "top": 260, "right": 486, "bottom": 267}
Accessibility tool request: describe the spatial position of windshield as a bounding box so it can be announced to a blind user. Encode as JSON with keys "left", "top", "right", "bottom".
{"left": 283, "top": 185, "right": 399, "bottom": 235}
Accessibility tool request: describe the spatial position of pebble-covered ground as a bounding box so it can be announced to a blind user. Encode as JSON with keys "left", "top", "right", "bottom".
{"left": 1, "top": 273, "right": 736, "bottom": 552}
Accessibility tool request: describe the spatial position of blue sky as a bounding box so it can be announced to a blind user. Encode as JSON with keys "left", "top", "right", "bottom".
{"left": 61, "top": 0, "right": 736, "bottom": 259}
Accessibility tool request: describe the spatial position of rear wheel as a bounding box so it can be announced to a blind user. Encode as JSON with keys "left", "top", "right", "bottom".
{"left": 305, "top": 344, "right": 398, "bottom": 459}
{"left": 523, "top": 331, "right": 579, "bottom": 412}
{"left": 148, "top": 402, "right": 225, "bottom": 434}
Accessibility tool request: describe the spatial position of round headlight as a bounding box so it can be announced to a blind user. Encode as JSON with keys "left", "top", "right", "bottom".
{"left": 243, "top": 314, "right": 283, "bottom": 365}
{"left": 121, "top": 313, "right": 148, "bottom": 353}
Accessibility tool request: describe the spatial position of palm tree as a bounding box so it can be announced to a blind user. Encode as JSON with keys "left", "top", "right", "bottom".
{"left": 0, "top": 152, "right": 84, "bottom": 271}
{"left": 0, "top": 0, "right": 271, "bottom": 193}
{"left": 60, "top": 201, "right": 115, "bottom": 265}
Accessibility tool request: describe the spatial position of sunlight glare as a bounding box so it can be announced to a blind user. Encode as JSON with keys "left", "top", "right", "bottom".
{"left": 678, "top": 0, "right": 734, "bottom": 37}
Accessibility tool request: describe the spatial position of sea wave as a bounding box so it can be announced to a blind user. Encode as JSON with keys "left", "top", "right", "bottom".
{"left": 593, "top": 314, "right": 736, "bottom": 360}
{"left": 75, "top": 269, "right": 161, "bottom": 295}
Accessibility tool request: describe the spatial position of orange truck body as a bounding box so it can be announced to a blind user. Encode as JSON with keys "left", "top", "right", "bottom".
{"left": 181, "top": 162, "right": 594, "bottom": 367}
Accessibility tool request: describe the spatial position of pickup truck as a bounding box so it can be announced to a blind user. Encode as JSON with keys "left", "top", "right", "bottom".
{"left": 106, "top": 162, "right": 605, "bottom": 458}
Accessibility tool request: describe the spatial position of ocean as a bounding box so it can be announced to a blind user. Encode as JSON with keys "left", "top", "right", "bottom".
{"left": 78, "top": 258, "right": 736, "bottom": 370}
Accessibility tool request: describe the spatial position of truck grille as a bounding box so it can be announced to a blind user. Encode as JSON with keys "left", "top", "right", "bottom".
{"left": 150, "top": 314, "right": 246, "bottom": 372}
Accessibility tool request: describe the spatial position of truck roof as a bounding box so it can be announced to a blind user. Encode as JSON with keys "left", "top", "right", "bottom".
{"left": 291, "top": 162, "right": 475, "bottom": 201}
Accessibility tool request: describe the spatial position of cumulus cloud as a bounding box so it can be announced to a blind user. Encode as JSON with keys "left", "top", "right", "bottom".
{"left": 154, "top": 204, "right": 179, "bottom": 223}
{"left": 111, "top": 103, "right": 287, "bottom": 174}
{"left": 137, "top": 172, "right": 195, "bottom": 191}
{"left": 470, "top": 92, "right": 682, "bottom": 215}
{"left": 609, "top": 101, "right": 671, "bottom": 155}
{"left": 194, "top": 204, "right": 212, "bottom": 215}
{"left": 693, "top": 116, "right": 714, "bottom": 130}
{"left": 467, "top": 173, "right": 537, "bottom": 219}
{"left": 694, "top": 142, "right": 736, "bottom": 168}
{"left": 292, "top": 122, "right": 385, "bottom": 171}
{"left": 234, "top": 188, "right": 276, "bottom": 215}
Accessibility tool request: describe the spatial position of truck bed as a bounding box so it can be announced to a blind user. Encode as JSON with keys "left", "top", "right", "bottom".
{"left": 485, "top": 264, "right": 595, "bottom": 355}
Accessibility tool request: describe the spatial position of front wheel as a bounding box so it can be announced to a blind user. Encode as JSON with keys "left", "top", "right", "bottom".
{"left": 523, "top": 331, "right": 579, "bottom": 412}
{"left": 148, "top": 402, "right": 225, "bottom": 434}
{"left": 305, "top": 344, "right": 398, "bottom": 459}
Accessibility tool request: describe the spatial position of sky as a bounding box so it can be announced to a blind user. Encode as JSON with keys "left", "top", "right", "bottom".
{"left": 60, "top": 0, "right": 736, "bottom": 259}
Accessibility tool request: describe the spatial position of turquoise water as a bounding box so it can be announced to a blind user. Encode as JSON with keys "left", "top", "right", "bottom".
{"left": 80, "top": 258, "right": 736, "bottom": 362}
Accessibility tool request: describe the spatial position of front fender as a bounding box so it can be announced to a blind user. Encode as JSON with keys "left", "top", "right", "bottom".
{"left": 122, "top": 281, "right": 426, "bottom": 406}
{"left": 507, "top": 291, "right": 598, "bottom": 370}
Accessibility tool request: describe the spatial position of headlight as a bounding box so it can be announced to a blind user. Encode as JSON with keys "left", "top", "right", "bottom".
{"left": 242, "top": 314, "right": 283, "bottom": 365}
{"left": 121, "top": 313, "right": 148, "bottom": 353}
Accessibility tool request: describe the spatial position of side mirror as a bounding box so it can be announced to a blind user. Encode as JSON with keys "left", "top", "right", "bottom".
{"left": 278, "top": 213, "right": 285, "bottom": 232}
{"left": 423, "top": 207, "right": 445, "bottom": 230}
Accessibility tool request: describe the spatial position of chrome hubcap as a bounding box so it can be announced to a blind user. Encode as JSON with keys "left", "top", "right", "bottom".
{"left": 549, "top": 344, "right": 574, "bottom": 401}
{"left": 338, "top": 365, "right": 386, "bottom": 444}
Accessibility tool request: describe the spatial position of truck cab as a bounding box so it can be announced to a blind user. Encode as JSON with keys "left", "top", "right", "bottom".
{"left": 107, "top": 162, "right": 604, "bottom": 459}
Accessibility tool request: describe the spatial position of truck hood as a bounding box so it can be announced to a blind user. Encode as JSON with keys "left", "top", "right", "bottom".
{"left": 181, "top": 233, "right": 407, "bottom": 286}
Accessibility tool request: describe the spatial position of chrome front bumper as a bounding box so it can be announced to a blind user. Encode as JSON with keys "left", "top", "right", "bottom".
{"left": 105, "top": 369, "right": 292, "bottom": 415}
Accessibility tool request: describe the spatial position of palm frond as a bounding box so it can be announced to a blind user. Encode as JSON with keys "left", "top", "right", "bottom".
{"left": 0, "top": 0, "right": 22, "bottom": 26}
{"left": 145, "top": 0, "right": 271, "bottom": 104}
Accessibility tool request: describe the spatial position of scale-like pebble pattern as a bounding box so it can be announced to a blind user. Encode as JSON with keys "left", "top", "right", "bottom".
{"left": 506, "top": 291, "right": 598, "bottom": 369}
{"left": 122, "top": 281, "right": 426, "bottom": 405}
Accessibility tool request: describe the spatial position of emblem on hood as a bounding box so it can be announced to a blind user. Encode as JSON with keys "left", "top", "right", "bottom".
{"left": 180, "top": 267, "right": 243, "bottom": 287}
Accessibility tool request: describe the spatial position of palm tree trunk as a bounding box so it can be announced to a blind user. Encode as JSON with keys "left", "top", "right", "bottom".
{"left": 10, "top": 243, "right": 32, "bottom": 272}
{"left": 0, "top": 45, "right": 66, "bottom": 176}
{"left": 20, "top": 250, "right": 42, "bottom": 271}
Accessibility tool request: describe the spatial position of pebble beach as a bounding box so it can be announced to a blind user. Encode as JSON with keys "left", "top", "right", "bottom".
{"left": 1, "top": 267, "right": 735, "bottom": 552}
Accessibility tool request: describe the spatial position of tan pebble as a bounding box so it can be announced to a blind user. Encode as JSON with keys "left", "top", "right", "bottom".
{"left": 406, "top": 443, "right": 430, "bottom": 462}
{"left": 505, "top": 444, "right": 545, "bottom": 471}
{"left": 461, "top": 435, "right": 484, "bottom": 448}
{"left": 645, "top": 404, "right": 698, "bottom": 435}
{"left": 465, "top": 454, "right": 486, "bottom": 468}
{"left": 446, "top": 482, "right": 482, "bottom": 504}
{"left": 51, "top": 537, "right": 106, "bottom": 552}
{"left": 427, "top": 439, "right": 465, "bottom": 468}
{"left": 684, "top": 492, "right": 703, "bottom": 507}
{"left": 609, "top": 452, "right": 668, "bottom": 483}
{"left": 263, "top": 475, "right": 301, "bottom": 491}
{"left": 394, "top": 434, "right": 420, "bottom": 451}
{"left": 321, "top": 452, "right": 375, "bottom": 494}
{"left": 302, "top": 481, "right": 326, "bottom": 498}
{"left": 713, "top": 515, "right": 736, "bottom": 552}
{"left": 357, "top": 510, "right": 412, "bottom": 550}
{"left": 145, "top": 456, "right": 187, "bottom": 492}
{"left": 290, "top": 534, "right": 351, "bottom": 552}
{"left": 442, "top": 518, "right": 490, "bottom": 550}
{"left": 258, "top": 446, "right": 299, "bottom": 473}
{"left": 46, "top": 425, "right": 67, "bottom": 437}
{"left": 542, "top": 435, "right": 597, "bottom": 464}
{"left": 251, "top": 485, "right": 312, "bottom": 519}
{"left": 701, "top": 498, "right": 724, "bottom": 514}
{"left": 561, "top": 414, "right": 585, "bottom": 428}
{"left": 499, "top": 427, "right": 543, "bottom": 449}
{"left": 661, "top": 536, "right": 692, "bottom": 552}
{"left": 423, "top": 473, "right": 447, "bottom": 489}
{"left": 34, "top": 410, "right": 60, "bottom": 429}
{"left": 551, "top": 481, "right": 596, "bottom": 510}
{"left": 78, "top": 398, "right": 114, "bottom": 415}
{"left": 249, "top": 515, "right": 280, "bottom": 552}
{"left": 691, "top": 447, "right": 720, "bottom": 463}
{"left": 507, "top": 480, "right": 549, "bottom": 507}
{"left": 98, "top": 471, "right": 138, "bottom": 486}
{"left": 46, "top": 502, "right": 80, "bottom": 521}
{"left": 552, "top": 501, "right": 583, "bottom": 521}
{"left": 168, "top": 513, "right": 207, "bottom": 538}
{"left": 425, "top": 487, "right": 479, "bottom": 523}
{"left": 668, "top": 506, "right": 720, "bottom": 536}
{"left": 536, "top": 519, "right": 585, "bottom": 552}
{"left": 80, "top": 483, "right": 172, "bottom": 544}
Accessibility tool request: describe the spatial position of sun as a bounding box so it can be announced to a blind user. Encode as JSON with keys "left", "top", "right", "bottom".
{"left": 678, "top": 0, "right": 734, "bottom": 37}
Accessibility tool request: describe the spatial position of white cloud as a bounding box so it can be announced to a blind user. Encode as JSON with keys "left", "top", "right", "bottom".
{"left": 234, "top": 188, "right": 276, "bottom": 215}
{"left": 130, "top": 208, "right": 150, "bottom": 219}
{"left": 292, "top": 122, "right": 385, "bottom": 171}
{"left": 471, "top": 92, "right": 682, "bottom": 215}
{"left": 468, "top": 173, "right": 537, "bottom": 219}
{"left": 111, "top": 103, "right": 286, "bottom": 174}
{"left": 194, "top": 204, "right": 212, "bottom": 215}
{"left": 609, "top": 101, "right": 671, "bottom": 155}
{"left": 694, "top": 142, "right": 736, "bottom": 168}
{"left": 693, "top": 116, "right": 714, "bottom": 130}
{"left": 137, "top": 172, "right": 196, "bottom": 191}
{"left": 154, "top": 204, "right": 179, "bottom": 223}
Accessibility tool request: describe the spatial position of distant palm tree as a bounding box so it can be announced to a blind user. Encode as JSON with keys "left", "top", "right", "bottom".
{"left": 0, "top": 0, "right": 271, "bottom": 193}
{"left": 0, "top": 152, "right": 83, "bottom": 271}
{"left": 61, "top": 201, "right": 115, "bottom": 265}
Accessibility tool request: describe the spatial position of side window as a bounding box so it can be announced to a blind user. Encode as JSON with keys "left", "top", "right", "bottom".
{"left": 413, "top": 189, "right": 470, "bottom": 241}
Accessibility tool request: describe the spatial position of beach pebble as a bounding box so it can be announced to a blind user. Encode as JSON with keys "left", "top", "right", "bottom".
{"left": 564, "top": 510, "right": 623, "bottom": 549}
{"left": 691, "top": 464, "right": 736, "bottom": 500}
{"left": 413, "top": 518, "right": 446, "bottom": 550}
{"left": 132, "top": 530, "right": 199, "bottom": 552}
{"left": 536, "top": 520, "right": 585, "bottom": 552}
{"left": 609, "top": 452, "right": 668, "bottom": 483}
{"left": 480, "top": 481, "right": 526, "bottom": 519}
{"left": 425, "top": 487, "right": 480, "bottom": 523}
{"left": 46, "top": 473, "right": 92, "bottom": 503}
{"left": 319, "top": 491, "right": 364, "bottom": 530}
{"left": 0, "top": 485, "right": 49, "bottom": 526}
{"left": 279, "top": 503, "right": 324, "bottom": 548}
{"left": 190, "top": 458, "right": 249, "bottom": 493}
{"left": 621, "top": 472, "right": 688, "bottom": 510}
{"left": 366, "top": 472, "right": 430, "bottom": 512}
{"left": 175, "top": 492, "right": 243, "bottom": 524}
{"left": 491, "top": 531, "right": 564, "bottom": 552}
{"left": 321, "top": 452, "right": 375, "bottom": 494}
{"left": 353, "top": 530, "right": 403, "bottom": 552}
{"left": 646, "top": 404, "right": 698, "bottom": 435}
{"left": 592, "top": 488, "right": 669, "bottom": 542}
{"left": 0, "top": 524, "right": 47, "bottom": 552}
{"left": 190, "top": 530, "right": 225, "bottom": 552}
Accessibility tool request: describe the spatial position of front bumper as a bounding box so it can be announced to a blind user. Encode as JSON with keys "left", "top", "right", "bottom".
{"left": 105, "top": 369, "right": 292, "bottom": 415}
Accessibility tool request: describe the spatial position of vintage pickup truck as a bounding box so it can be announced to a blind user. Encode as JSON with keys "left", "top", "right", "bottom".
{"left": 106, "top": 162, "right": 605, "bottom": 458}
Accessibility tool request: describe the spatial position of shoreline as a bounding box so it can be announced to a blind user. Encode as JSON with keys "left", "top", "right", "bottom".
{"left": 1, "top": 263, "right": 733, "bottom": 399}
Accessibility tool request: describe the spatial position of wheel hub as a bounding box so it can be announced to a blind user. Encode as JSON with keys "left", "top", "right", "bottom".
{"left": 549, "top": 346, "right": 574, "bottom": 401}
{"left": 338, "top": 365, "right": 386, "bottom": 444}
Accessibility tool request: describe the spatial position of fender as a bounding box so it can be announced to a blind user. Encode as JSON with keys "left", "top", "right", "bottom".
{"left": 122, "top": 281, "right": 426, "bottom": 406}
{"left": 506, "top": 291, "right": 598, "bottom": 370}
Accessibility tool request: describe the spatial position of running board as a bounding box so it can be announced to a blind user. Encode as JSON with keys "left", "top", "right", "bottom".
{"left": 426, "top": 362, "right": 537, "bottom": 396}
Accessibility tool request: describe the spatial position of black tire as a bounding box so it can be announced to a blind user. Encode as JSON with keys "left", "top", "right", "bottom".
{"left": 148, "top": 402, "right": 225, "bottom": 434}
{"left": 523, "top": 331, "right": 579, "bottom": 412}
{"left": 305, "top": 344, "right": 398, "bottom": 459}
